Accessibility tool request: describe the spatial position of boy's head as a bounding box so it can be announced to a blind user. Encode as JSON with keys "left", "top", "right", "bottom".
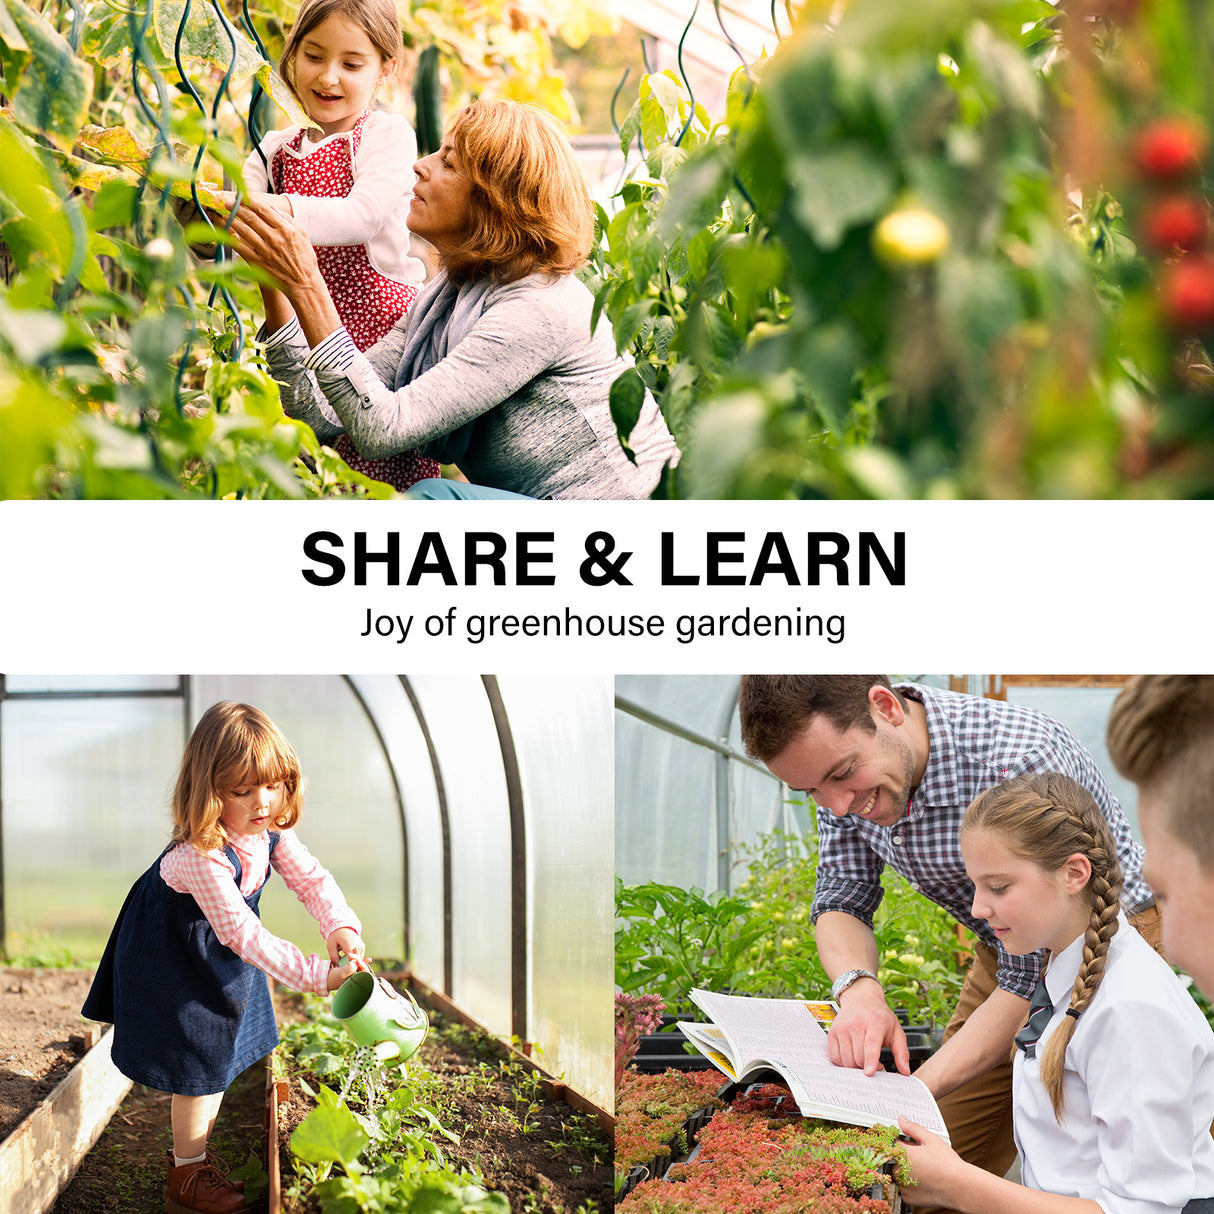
{"left": 1107, "top": 675, "right": 1214, "bottom": 866}
{"left": 1107, "top": 675, "right": 1214, "bottom": 990}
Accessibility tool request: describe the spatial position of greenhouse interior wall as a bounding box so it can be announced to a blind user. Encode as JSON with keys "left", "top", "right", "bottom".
{"left": 615, "top": 675, "right": 1142, "bottom": 894}
{"left": 0, "top": 673, "right": 612, "bottom": 1111}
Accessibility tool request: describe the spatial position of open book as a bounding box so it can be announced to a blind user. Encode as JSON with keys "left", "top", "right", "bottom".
{"left": 678, "top": 988, "right": 949, "bottom": 1140}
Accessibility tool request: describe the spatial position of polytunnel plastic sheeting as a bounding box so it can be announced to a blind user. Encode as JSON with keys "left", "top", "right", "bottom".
{"left": 4, "top": 675, "right": 182, "bottom": 693}
{"left": 1007, "top": 685, "right": 1139, "bottom": 834}
{"left": 495, "top": 675, "right": 613, "bottom": 1112}
{"left": 1, "top": 694, "right": 184, "bottom": 957}
{"left": 406, "top": 675, "right": 513, "bottom": 1037}
{"left": 193, "top": 676, "right": 405, "bottom": 961}
{"left": 617, "top": 674, "right": 741, "bottom": 740}
{"left": 614, "top": 712, "right": 719, "bottom": 890}
{"left": 345, "top": 676, "right": 446, "bottom": 987}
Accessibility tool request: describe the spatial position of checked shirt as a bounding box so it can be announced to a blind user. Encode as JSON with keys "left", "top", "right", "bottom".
{"left": 809, "top": 683, "right": 1151, "bottom": 1000}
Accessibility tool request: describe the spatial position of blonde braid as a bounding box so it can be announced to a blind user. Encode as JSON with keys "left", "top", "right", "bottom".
{"left": 963, "top": 771, "right": 1123, "bottom": 1122}
{"left": 1037, "top": 813, "right": 1122, "bottom": 1120}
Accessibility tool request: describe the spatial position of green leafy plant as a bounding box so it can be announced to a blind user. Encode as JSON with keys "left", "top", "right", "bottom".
{"left": 614, "top": 878, "right": 769, "bottom": 1016}
{"left": 0, "top": 0, "right": 619, "bottom": 499}
{"left": 278, "top": 994, "right": 609, "bottom": 1213}
{"left": 617, "top": 823, "right": 968, "bottom": 1029}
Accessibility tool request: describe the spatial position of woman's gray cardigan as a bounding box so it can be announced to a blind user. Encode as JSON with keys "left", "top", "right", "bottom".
{"left": 263, "top": 271, "right": 680, "bottom": 499}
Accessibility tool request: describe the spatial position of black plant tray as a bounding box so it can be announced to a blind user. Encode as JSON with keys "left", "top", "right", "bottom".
{"left": 631, "top": 1024, "right": 717, "bottom": 1073}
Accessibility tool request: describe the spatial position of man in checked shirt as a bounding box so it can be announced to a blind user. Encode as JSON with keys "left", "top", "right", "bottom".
{"left": 738, "top": 675, "right": 1162, "bottom": 1214}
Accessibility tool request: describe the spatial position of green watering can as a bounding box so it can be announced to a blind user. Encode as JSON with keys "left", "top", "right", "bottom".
{"left": 331, "top": 971, "right": 429, "bottom": 1063}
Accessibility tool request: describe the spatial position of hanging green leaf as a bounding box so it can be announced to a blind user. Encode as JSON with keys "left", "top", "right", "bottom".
{"left": 1, "top": 0, "right": 92, "bottom": 150}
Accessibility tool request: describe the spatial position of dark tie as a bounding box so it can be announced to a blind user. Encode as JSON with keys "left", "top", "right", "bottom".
{"left": 1014, "top": 975, "right": 1055, "bottom": 1059}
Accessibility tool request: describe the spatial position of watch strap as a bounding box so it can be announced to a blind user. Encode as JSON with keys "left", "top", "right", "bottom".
{"left": 830, "top": 968, "right": 880, "bottom": 1001}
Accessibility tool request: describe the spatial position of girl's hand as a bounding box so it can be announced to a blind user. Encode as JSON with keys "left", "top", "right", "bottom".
{"left": 326, "top": 959, "right": 365, "bottom": 991}
{"left": 896, "top": 1118, "right": 968, "bottom": 1206}
{"left": 215, "top": 190, "right": 292, "bottom": 216}
{"left": 326, "top": 926, "right": 368, "bottom": 969}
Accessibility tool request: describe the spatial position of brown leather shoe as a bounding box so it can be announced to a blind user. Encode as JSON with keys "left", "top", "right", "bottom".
{"left": 164, "top": 1152, "right": 247, "bottom": 1194}
{"left": 164, "top": 1153, "right": 251, "bottom": 1214}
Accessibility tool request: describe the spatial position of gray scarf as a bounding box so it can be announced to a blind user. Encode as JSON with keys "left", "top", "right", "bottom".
{"left": 395, "top": 271, "right": 494, "bottom": 466}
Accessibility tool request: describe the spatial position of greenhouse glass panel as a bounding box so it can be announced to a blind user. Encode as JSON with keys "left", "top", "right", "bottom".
{"left": 348, "top": 676, "right": 446, "bottom": 984}
{"left": 193, "top": 676, "right": 405, "bottom": 960}
{"left": 408, "top": 676, "right": 512, "bottom": 1035}
{"left": 496, "top": 675, "right": 612, "bottom": 1111}
{"left": 1006, "top": 685, "right": 1137, "bottom": 834}
{"left": 1, "top": 695, "right": 184, "bottom": 958}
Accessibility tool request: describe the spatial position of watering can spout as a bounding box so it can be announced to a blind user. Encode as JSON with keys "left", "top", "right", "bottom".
{"left": 331, "top": 971, "right": 429, "bottom": 1062}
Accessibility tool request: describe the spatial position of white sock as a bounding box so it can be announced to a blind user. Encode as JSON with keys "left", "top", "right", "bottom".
{"left": 174, "top": 1151, "right": 207, "bottom": 1168}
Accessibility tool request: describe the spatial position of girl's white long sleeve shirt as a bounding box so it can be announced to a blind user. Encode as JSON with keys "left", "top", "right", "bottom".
{"left": 241, "top": 110, "right": 427, "bottom": 287}
{"left": 1014, "top": 911, "right": 1214, "bottom": 1214}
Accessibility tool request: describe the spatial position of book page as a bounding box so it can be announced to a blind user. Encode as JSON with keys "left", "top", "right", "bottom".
{"left": 676, "top": 1022, "right": 740, "bottom": 1078}
{"left": 687, "top": 988, "right": 949, "bottom": 1138}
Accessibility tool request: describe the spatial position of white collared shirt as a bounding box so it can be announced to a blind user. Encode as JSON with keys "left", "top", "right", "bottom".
{"left": 242, "top": 110, "right": 427, "bottom": 287}
{"left": 1014, "top": 911, "right": 1214, "bottom": 1214}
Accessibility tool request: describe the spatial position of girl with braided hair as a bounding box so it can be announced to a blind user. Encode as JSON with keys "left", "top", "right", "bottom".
{"left": 899, "top": 771, "right": 1214, "bottom": 1214}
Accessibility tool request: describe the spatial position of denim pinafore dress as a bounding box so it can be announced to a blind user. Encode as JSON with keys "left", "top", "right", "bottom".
{"left": 83, "top": 834, "right": 282, "bottom": 1095}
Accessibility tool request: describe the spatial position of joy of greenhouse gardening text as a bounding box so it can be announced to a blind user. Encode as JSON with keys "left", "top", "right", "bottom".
{"left": 359, "top": 605, "right": 846, "bottom": 646}
{"left": 301, "top": 529, "right": 906, "bottom": 588}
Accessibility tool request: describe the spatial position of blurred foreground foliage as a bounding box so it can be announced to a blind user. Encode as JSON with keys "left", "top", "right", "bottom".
{"left": 589, "top": 0, "right": 1214, "bottom": 497}
{"left": 2, "top": 0, "right": 1212, "bottom": 497}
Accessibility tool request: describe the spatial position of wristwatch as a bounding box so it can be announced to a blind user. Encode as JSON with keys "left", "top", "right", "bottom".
{"left": 830, "top": 968, "right": 880, "bottom": 1002}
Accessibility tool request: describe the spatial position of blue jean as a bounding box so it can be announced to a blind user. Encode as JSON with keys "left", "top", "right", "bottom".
{"left": 404, "top": 478, "right": 537, "bottom": 501}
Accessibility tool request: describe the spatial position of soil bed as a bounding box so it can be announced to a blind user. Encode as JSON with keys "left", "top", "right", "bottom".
{"left": 1, "top": 967, "right": 95, "bottom": 1141}
{"left": 276, "top": 997, "right": 612, "bottom": 1214}
{"left": 3, "top": 971, "right": 610, "bottom": 1213}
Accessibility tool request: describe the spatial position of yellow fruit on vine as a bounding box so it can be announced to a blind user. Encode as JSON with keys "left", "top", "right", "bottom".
{"left": 872, "top": 208, "right": 951, "bottom": 267}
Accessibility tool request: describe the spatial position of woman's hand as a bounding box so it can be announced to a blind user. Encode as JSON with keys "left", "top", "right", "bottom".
{"left": 224, "top": 196, "right": 344, "bottom": 344}
{"left": 221, "top": 197, "right": 319, "bottom": 296}
{"left": 896, "top": 1118, "right": 969, "bottom": 1207}
{"left": 223, "top": 198, "right": 343, "bottom": 345}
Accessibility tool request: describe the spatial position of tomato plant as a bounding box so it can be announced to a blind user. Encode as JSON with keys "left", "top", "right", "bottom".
{"left": 590, "top": 0, "right": 1214, "bottom": 497}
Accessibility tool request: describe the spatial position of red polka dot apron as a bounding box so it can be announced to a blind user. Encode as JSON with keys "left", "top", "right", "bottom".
{"left": 273, "top": 114, "right": 440, "bottom": 492}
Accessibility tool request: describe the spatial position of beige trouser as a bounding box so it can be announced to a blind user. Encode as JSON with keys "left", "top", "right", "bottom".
{"left": 912, "top": 904, "right": 1163, "bottom": 1214}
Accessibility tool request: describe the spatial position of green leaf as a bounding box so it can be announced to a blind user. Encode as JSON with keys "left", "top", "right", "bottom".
{"left": 1, "top": 0, "right": 92, "bottom": 149}
{"left": 289, "top": 1086, "right": 369, "bottom": 1168}
{"left": 786, "top": 144, "right": 895, "bottom": 251}
{"left": 799, "top": 322, "right": 862, "bottom": 437}
{"left": 609, "top": 367, "right": 646, "bottom": 460}
{"left": 614, "top": 299, "right": 655, "bottom": 354}
{"left": 618, "top": 99, "right": 642, "bottom": 156}
{"left": 685, "top": 391, "right": 766, "bottom": 499}
{"left": 0, "top": 114, "right": 74, "bottom": 274}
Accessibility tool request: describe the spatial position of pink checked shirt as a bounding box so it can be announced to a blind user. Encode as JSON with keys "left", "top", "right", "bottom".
{"left": 160, "top": 828, "right": 360, "bottom": 996}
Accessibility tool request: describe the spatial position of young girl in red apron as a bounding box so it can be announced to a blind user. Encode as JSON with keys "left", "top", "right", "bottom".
{"left": 239, "top": 0, "right": 438, "bottom": 492}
